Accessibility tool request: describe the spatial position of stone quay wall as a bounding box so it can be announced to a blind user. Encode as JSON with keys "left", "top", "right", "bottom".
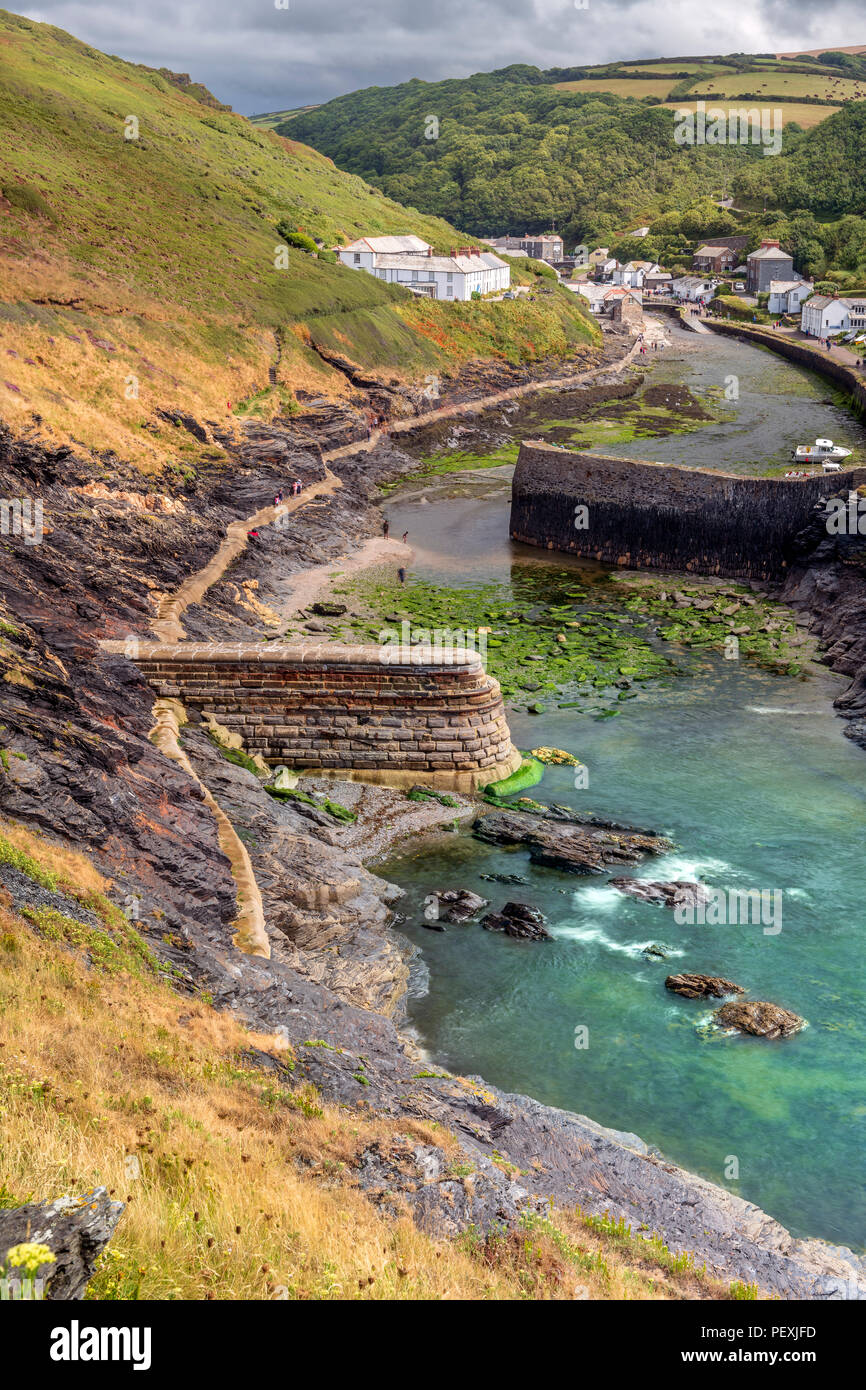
{"left": 510, "top": 440, "right": 866, "bottom": 581}
{"left": 117, "top": 642, "right": 522, "bottom": 793}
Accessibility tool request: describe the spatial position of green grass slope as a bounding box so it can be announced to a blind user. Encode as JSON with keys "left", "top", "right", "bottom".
{"left": 0, "top": 10, "right": 597, "bottom": 470}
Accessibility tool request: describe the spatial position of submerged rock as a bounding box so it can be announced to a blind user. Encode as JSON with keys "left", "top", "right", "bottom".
{"left": 479, "top": 872, "right": 529, "bottom": 886}
{"left": 481, "top": 901, "right": 552, "bottom": 941}
{"left": 473, "top": 810, "right": 670, "bottom": 874}
{"left": 642, "top": 942, "right": 669, "bottom": 960}
{"left": 715, "top": 999, "right": 805, "bottom": 1039}
{"left": 610, "top": 878, "right": 710, "bottom": 909}
{"left": 666, "top": 973, "right": 745, "bottom": 999}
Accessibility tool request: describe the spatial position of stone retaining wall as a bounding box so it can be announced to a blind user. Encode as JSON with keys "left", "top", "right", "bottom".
{"left": 510, "top": 440, "right": 866, "bottom": 580}
{"left": 109, "top": 642, "right": 521, "bottom": 792}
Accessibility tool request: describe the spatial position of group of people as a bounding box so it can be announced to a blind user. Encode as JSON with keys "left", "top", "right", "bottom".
{"left": 271, "top": 480, "right": 303, "bottom": 506}
{"left": 246, "top": 480, "right": 304, "bottom": 541}
{"left": 366, "top": 411, "right": 388, "bottom": 440}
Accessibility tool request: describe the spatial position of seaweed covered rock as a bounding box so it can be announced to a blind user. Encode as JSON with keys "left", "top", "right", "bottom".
{"left": 481, "top": 902, "right": 552, "bottom": 941}
{"left": 666, "top": 973, "right": 744, "bottom": 999}
{"left": 715, "top": 1000, "right": 804, "bottom": 1039}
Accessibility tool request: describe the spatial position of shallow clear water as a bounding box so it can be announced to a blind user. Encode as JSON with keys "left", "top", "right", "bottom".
{"left": 380, "top": 346, "right": 866, "bottom": 1249}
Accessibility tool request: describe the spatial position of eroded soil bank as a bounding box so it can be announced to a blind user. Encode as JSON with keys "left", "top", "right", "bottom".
{"left": 1, "top": 344, "right": 864, "bottom": 1298}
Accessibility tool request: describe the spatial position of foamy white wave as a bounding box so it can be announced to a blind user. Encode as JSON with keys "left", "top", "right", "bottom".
{"left": 746, "top": 705, "right": 826, "bottom": 716}
{"left": 648, "top": 852, "right": 736, "bottom": 882}
{"left": 554, "top": 922, "right": 684, "bottom": 960}
{"left": 569, "top": 884, "right": 622, "bottom": 912}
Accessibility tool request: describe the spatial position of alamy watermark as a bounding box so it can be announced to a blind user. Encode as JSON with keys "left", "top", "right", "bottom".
{"left": 0, "top": 498, "right": 43, "bottom": 545}
{"left": 674, "top": 887, "right": 782, "bottom": 936}
{"left": 826, "top": 492, "right": 866, "bottom": 536}
{"left": 674, "top": 101, "right": 782, "bottom": 158}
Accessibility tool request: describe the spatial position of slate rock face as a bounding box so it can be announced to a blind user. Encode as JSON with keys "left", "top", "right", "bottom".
{"left": 0, "top": 1188, "right": 124, "bottom": 1299}
{"left": 666, "top": 973, "right": 745, "bottom": 1000}
{"left": 715, "top": 1000, "right": 805, "bottom": 1039}
{"left": 354, "top": 1139, "right": 543, "bottom": 1238}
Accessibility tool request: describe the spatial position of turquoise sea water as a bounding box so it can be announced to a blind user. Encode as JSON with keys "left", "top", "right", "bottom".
{"left": 379, "top": 336, "right": 866, "bottom": 1249}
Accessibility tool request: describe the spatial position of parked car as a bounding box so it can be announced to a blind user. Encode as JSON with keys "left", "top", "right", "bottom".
{"left": 734, "top": 281, "right": 745, "bottom": 292}
{"left": 502, "top": 291, "right": 515, "bottom": 299}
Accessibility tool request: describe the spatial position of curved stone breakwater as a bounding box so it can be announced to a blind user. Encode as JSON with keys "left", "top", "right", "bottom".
{"left": 103, "top": 641, "right": 522, "bottom": 793}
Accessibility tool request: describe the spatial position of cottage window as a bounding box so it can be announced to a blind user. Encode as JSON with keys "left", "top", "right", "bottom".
{"left": 353, "top": 253, "right": 361, "bottom": 264}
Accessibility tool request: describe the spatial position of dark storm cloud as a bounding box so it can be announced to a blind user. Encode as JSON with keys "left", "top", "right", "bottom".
{"left": 19, "top": 0, "right": 866, "bottom": 113}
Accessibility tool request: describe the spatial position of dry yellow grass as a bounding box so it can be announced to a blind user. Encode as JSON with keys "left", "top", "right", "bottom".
{"left": 554, "top": 78, "right": 681, "bottom": 100}
{"left": 0, "top": 818, "right": 747, "bottom": 1300}
{"left": 663, "top": 100, "right": 841, "bottom": 129}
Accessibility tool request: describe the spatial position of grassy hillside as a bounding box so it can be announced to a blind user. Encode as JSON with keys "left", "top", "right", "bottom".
{"left": 0, "top": 816, "right": 750, "bottom": 1301}
{"left": 0, "top": 10, "right": 597, "bottom": 470}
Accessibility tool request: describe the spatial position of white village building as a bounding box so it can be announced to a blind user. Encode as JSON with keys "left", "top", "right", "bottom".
{"left": 671, "top": 275, "right": 717, "bottom": 302}
{"left": 338, "top": 235, "right": 510, "bottom": 300}
{"left": 800, "top": 294, "right": 866, "bottom": 339}
{"left": 767, "top": 279, "right": 813, "bottom": 315}
{"left": 612, "top": 259, "right": 661, "bottom": 289}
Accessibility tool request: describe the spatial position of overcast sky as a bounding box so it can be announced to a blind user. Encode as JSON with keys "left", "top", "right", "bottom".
{"left": 19, "top": 0, "right": 866, "bottom": 114}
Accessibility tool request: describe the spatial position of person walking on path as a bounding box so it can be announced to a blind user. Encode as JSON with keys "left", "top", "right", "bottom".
{"left": 383, "top": 518, "right": 390, "bottom": 539}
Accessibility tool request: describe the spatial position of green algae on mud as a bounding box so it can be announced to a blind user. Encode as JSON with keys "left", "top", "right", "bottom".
{"left": 380, "top": 443, "right": 519, "bottom": 494}
{"left": 282, "top": 565, "right": 816, "bottom": 714}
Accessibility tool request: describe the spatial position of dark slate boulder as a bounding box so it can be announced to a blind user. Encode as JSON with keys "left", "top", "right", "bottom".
{"left": 481, "top": 901, "right": 552, "bottom": 941}
{"left": 666, "top": 973, "right": 745, "bottom": 999}
{"left": 0, "top": 1187, "right": 124, "bottom": 1299}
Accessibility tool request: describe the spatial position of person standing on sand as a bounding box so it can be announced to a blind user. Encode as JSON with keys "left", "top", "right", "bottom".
{"left": 401, "top": 531, "right": 408, "bottom": 544}
{"left": 383, "top": 518, "right": 390, "bottom": 539}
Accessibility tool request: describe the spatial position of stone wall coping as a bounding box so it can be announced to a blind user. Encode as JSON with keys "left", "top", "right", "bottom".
{"left": 519, "top": 438, "right": 866, "bottom": 490}
{"left": 101, "top": 640, "right": 485, "bottom": 672}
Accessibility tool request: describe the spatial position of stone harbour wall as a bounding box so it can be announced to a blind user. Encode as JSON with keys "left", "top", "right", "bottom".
{"left": 510, "top": 440, "right": 866, "bottom": 581}
{"left": 113, "top": 642, "right": 522, "bottom": 792}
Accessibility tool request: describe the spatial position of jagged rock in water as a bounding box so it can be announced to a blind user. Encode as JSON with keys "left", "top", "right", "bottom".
{"left": 610, "top": 878, "right": 711, "bottom": 909}
{"left": 473, "top": 810, "right": 669, "bottom": 874}
{"left": 481, "top": 901, "right": 552, "bottom": 941}
{"left": 643, "top": 942, "right": 669, "bottom": 960}
{"left": 427, "top": 889, "right": 489, "bottom": 923}
{"left": 666, "top": 973, "right": 745, "bottom": 1000}
{"left": 480, "top": 872, "right": 529, "bottom": 886}
{"left": 715, "top": 999, "right": 804, "bottom": 1039}
{"left": 0, "top": 1188, "right": 124, "bottom": 1299}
